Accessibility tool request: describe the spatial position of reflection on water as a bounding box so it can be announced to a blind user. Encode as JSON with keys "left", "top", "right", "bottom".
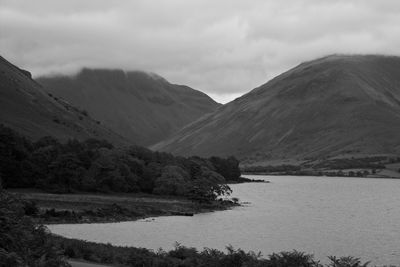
{"left": 48, "top": 175, "right": 400, "bottom": 265}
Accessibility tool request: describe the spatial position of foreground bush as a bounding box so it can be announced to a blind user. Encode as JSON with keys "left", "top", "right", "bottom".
{"left": 53, "top": 236, "right": 377, "bottom": 267}
{"left": 0, "top": 190, "right": 69, "bottom": 267}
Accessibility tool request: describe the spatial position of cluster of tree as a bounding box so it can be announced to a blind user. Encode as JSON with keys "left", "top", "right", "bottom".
{"left": 241, "top": 165, "right": 301, "bottom": 174}
{"left": 0, "top": 189, "right": 69, "bottom": 266}
{"left": 54, "top": 236, "right": 372, "bottom": 267}
{"left": 0, "top": 125, "right": 241, "bottom": 201}
{"left": 312, "top": 158, "right": 386, "bottom": 170}
{"left": 241, "top": 165, "right": 376, "bottom": 178}
{"left": 242, "top": 158, "right": 389, "bottom": 177}
{"left": 288, "top": 170, "right": 372, "bottom": 178}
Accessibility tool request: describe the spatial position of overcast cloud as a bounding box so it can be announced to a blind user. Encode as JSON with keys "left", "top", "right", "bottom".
{"left": 1, "top": 0, "right": 400, "bottom": 103}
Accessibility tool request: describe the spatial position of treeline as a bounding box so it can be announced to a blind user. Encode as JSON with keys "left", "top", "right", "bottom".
{"left": 241, "top": 165, "right": 301, "bottom": 174}
{"left": 242, "top": 167, "right": 374, "bottom": 178}
{"left": 311, "top": 158, "right": 387, "bottom": 170}
{"left": 242, "top": 157, "right": 390, "bottom": 176}
{"left": 0, "top": 125, "right": 240, "bottom": 201}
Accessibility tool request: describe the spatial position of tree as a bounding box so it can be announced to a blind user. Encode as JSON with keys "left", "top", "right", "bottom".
{"left": 153, "top": 166, "right": 189, "bottom": 196}
{"left": 0, "top": 125, "right": 32, "bottom": 188}
{"left": 210, "top": 156, "right": 241, "bottom": 181}
{"left": 47, "top": 153, "right": 85, "bottom": 193}
{"left": 139, "top": 162, "right": 162, "bottom": 193}
{"left": 187, "top": 167, "right": 232, "bottom": 202}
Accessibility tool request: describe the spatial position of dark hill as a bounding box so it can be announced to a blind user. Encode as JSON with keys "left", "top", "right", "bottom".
{"left": 37, "top": 69, "right": 220, "bottom": 146}
{"left": 0, "top": 56, "right": 127, "bottom": 144}
{"left": 153, "top": 55, "right": 400, "bottom": 161}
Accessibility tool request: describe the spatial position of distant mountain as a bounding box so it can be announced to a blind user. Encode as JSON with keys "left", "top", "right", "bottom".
{"left": 0, "top": 56, "right": 127, "bottom": 145}
{"left": 153, "top": 55, "right": 400, "bottom": 161}
{"left": 37, "top": 69, "right": 220, "bottom": 146}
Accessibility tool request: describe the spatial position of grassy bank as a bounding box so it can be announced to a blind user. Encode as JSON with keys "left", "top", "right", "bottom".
{"left": 9, "top": 189, "right": 238, "bottom": 224}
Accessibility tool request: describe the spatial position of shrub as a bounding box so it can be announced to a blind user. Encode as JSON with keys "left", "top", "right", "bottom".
{"left": 0, "top": 191, "right": 69, "bottom": 266}
{"left": 327, "top": 256, "right": 370, "bottom": 267}
{"left": 267, "top": 250, "right": 322, "bottom": 267}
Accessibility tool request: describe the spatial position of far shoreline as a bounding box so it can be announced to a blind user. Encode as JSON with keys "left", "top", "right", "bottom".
{"left": 242, "top": 172, "right": 400, "bottom": 179}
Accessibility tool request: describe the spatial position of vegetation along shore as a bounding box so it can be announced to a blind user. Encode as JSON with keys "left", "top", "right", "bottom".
{"left": 241, "top": 156, "right": 400, "bottom": 179}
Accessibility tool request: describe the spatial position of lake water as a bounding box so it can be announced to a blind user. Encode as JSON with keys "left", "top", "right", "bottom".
{"left": 48, "top": 175, "right": 400, "bottom": 265}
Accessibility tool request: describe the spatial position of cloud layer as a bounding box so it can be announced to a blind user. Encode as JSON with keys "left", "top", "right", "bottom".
{"left": 2, "top": 0, "right": 400, "bottom": 103}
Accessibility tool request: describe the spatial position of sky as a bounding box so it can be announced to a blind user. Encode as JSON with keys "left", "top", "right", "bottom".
{"left": 1, "top": 0, "right": 400, "bottom": 103}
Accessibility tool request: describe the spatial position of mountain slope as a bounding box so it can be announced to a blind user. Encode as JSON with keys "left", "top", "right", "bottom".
{"left": 0, "top": 56, "right": 127, "bottom": 144}
{"left": 37, "top": 69, "right": 220, "bottom": 146}
{"left": 153, "top": 55, "right": 400, "bottom": 161}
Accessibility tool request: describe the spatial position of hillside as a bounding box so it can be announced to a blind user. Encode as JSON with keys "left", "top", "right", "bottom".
{"left": 0, "top": 56, "right": 127, "bottom": 145}
{"left": 37, "top": 69, "right": 220, "bottom": 146}
{"left": 153, "top": 55, "right": 400, "bottom": 162}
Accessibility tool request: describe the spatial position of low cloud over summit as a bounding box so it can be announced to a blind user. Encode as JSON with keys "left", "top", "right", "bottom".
{"left": 2, "top": 0, "right": 400, "bottom": 103}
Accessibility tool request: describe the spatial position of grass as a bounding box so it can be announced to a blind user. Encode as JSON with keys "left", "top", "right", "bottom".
{"left": 68, "top": 260, "right": 111, "bottom": 267}
{"left": 69, "top": 259, "right": 113, "bottom": 267}
{"left": 9, "top": 189, "right": 237, "bottom": 224}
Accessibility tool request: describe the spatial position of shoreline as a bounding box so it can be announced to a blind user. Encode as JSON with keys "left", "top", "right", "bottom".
{"left": 9, "top": 189, "right": 239, "bottom": 225}
{"left": 242, "top": 172, "right": 400, "bottom": 179}
{"left": 43, "top": 201, "right": 239, "bottom": 225}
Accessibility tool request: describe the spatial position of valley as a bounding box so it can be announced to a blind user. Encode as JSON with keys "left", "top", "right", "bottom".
{"left": 2, "top": 54, "right": 400, "bottom": 266}
{"left": 3, "top": 1, "right": 400, "bottom": 266}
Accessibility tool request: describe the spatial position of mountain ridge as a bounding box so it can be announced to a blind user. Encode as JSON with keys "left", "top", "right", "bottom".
{"left": 37, "top": 68, "right": 220, "bottom": 146}
{"left": 0, "top": 56, "right": 128, "bottom": 145}
{"left": 152, "top": 54, "right": 400, "bottom": 161}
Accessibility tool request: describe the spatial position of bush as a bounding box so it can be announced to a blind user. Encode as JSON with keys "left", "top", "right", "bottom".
{"left": 0, "top": 191, "right": 69, "bottom": 266}
{"left": 22, "top": 200, "right": 39, "bottom": 216}
{"left": 267, "top": 250, "right": 321, "bottom": 267}
{"left": 327, "top": 256, "right": 370, "bottom": 267}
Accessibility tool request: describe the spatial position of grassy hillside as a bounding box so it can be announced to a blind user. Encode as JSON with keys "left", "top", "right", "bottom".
{"left": 0, "top": 56, "right": 128, "bottom": 145}
{"left": 153, "top": 55, "right": 400, "bottom": 161}
{"left": 37, "top": 69, "right": 220, "bottom": 146}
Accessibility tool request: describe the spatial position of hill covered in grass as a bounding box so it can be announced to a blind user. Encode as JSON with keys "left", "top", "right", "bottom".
{"left": 0, "top": 56, "right": 127, "bottom": 146}
{"left": 37, "top": 69, "right": 220, "bottom": 146}
{"left": 153, "top": 55, "right": 400, "bottom": 162}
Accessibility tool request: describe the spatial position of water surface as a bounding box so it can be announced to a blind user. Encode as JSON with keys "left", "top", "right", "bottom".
{"left": 48, "top": 175, "right": 400, "bottom": 265}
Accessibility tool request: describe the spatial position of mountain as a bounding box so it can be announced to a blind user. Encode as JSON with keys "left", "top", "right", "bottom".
{"left": 152, "top": 55, "right": 400, "bottom": 162}
{"left": 37, "top": 69, "right": 220, "bottom": 146}
{"left": 0, "top": 56, "right": 127, "bottom": 145}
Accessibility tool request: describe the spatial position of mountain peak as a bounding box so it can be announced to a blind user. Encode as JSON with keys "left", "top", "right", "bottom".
{"left": 37, "top": 68, "right": 220, "bottom": 146}
{"left": 74, "top": 68, "right": 169, "bottom": 83}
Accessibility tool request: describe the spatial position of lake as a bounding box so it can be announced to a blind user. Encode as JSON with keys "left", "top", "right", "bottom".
{"left": 48, "top": 175, "right": 400, "bottom": 265}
